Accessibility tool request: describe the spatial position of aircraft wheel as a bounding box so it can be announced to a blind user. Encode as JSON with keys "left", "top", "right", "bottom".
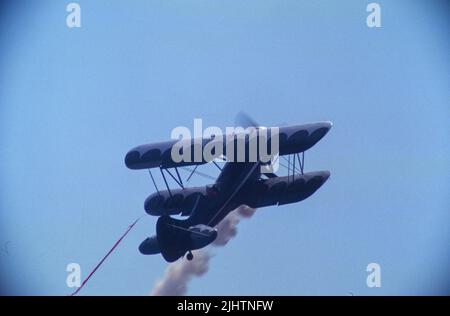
{"left": 186, "top": 251, "right": 193, "bottom": 261}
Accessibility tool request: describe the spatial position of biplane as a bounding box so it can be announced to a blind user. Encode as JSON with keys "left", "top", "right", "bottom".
{"left": 125, "top": 114, "right": 332, "bottom": 262}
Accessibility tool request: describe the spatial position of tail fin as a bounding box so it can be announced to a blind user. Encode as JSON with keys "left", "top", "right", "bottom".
{"left": 156, "top": 216, "right": 217, "bottom": 262}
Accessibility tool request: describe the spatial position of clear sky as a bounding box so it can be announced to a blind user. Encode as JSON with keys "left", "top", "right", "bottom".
{"left": 0, "top": 0, "right": 449, "bottom": 295}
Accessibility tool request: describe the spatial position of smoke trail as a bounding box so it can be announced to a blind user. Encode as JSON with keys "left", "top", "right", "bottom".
{"left": 151, "top": 250, "right": 211, "bottom": 296}
{"left": 151, "top": 205, "right": 256, "bottom": 296}
{"left": 213, "top": 205, "right": 256, "bottom": 246}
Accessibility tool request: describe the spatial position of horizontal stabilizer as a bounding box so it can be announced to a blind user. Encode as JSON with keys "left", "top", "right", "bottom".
{"left": 139, "top": 236, "right": 160, "bottom": 255}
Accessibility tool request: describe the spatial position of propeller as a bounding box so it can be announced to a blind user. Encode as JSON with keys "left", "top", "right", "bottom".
{"left": 235, "top": 111, "right": 289, "bottom": 129}
{"left": 234, "top": 111, "right": 260, "bottom": 129}
{"left": 234, "top": 111, "right": 304, "bottom": 175}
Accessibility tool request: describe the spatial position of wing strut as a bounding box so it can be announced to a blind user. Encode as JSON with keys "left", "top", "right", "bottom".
{"left": 148, "top": 169, "right": 160, "bottom": 195}
{"left": 287, "top": 155, "right": 291, "bottom": 184}
{"left": 181, "top": 166, "right": 216, "bottom": 181}
{"left": 174, "top": 167, "right": 184, "bottom": 188}
{"left": 297, "top": 152, "right": 304, "bottom": 174}
{"left": 159, "top": 168, "right": 173, "bottom": 197}
{"left": 212, "top": 160, "right": 222, "bottom": 171}
{"left": 292, "top": 153, "right": 296, "bottom": 181}
{"left": 164, "top": 168, "right": 184, "bottom": 189}
{"left": 185, "top": 165, "right": 198, "bottom": 183}
{"left": 281, "top": 152, "right": 305, "bottom": 175}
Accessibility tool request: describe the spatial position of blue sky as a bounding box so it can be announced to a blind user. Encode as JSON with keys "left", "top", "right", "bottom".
{"left": 0, "top": 0, "right": 449, "bottom": 295}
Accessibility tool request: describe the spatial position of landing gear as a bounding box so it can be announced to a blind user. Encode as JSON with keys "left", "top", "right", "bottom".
{"left": 186, "top": 251, "right": 193, "bottom": 261}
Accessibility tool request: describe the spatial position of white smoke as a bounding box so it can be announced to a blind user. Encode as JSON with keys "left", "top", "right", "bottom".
{"left": 213, "top": 205, "right": 256, "bottom": 246}
{"left": 151, "top": 205, "right": 256, "bottom": 296}
{"left": 151, "top": 250, "right": 211, "bottom": 296}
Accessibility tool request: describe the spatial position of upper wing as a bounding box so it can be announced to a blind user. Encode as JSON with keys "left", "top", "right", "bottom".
{"left": 124, "top": 122, "right": 332, "bottom": 170}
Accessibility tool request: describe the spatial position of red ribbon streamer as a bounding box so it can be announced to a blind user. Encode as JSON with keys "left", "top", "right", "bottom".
{"left": 70, "top": 217, "right": 142, "bottom": 296}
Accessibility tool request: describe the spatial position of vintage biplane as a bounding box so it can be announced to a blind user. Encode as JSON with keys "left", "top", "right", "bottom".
{"left": 125, "top": 114, "right": 332, "bottom": 262}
